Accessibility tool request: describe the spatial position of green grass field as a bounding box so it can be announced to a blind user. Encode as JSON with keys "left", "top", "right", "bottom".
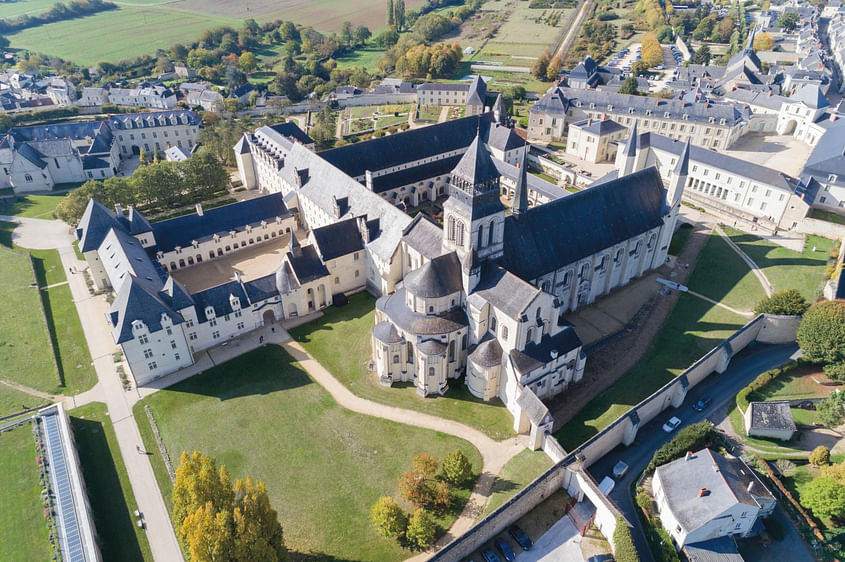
{"left": 556, "top": 232, "right": 751, "bottom": 449}
{"left": 69, "top": 403, "right": 153, "bottom": 562}
{"left": 41, "top": 283, "right": 97, "bottom": 394}
{"left": 686, "top": 232, "right": 766, "bottom": 312}
{"left": 30, "top": 248, "right": 66, "bottom": 287}
{"left": 723, "top": 227, "right": 835, "bottom": 301}
{"left": 290, "top": 292, "right": 517, "bottom": 440}
{"left": 134, "top": 345, "right": 482, "bottom": 561}
{"left": 479, "top": 449, "right": 553, "bottom": 519}
{"left": 0, "top": 193, "right": 65, "bottom": 219}
{"left": 0, "top": 424, "right": 53, "bottom": 561}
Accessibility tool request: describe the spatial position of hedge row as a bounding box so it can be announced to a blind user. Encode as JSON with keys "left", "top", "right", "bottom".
{"left": 646, "top": 421, "right": 716, "bottom": 474}
{"left": 613, "top": 516, "right": 640, "bottom": 562}
{"left": 736, "top": 361, "right": 797, "bottom": 413}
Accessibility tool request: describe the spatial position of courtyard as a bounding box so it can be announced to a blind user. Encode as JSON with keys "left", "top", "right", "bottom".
{"left": 133, "top": 344, "right": 482, "bottom": 561}
{"left": 725, "top": 133, "right": 813, "bottom": 178}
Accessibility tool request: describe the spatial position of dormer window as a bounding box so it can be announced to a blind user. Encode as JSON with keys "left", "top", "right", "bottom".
{"left": 132, "top": 320, "right": 146, "bottom": 333}
{"left": 230, "top": 295, "right": 241, "bottom": 310}
{"left": 161, "top": 313, "right": 171, "bottom": 327}
{"left": 829, "top": 174, "right": 838, "bottom": 182}
{"left": 205, "top": 306, "right": 215, "bottom": 318}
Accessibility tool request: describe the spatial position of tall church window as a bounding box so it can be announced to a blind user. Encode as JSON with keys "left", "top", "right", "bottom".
{"left": 457, "top": 222, "right": 465, "bottom": 247}
{"left": 490, "top": 315, "right": 497, "bottom": 333}
{"left": 407, "top": 341, "right": 414, "bottom": 363}
{"left": 488, "top": 222, "right": 495, "bottom": 246}
{"left": 449, "top": 341, "right": 455, "bottom": 362}
{"left": 527, "top": 327, "right": 534, "bottom": 344}
{"left": 478, "top": 224, "right": 485, "bottom": 248}
{"left": 501, "top": 325, "right": 509, "bottom": 340}
{"left": 448, "top": 216, "right": 456, "bottom": 241}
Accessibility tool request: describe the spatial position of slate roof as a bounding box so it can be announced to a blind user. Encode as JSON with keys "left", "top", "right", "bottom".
{"left": 418, "top": 339, "right": 447, "bottom": 355}
{"left": 243, "top": 273, "right": 279, "bottom": 303}
{"left": 417, "top": 82, "right": 470, "bottom": 92}
{"left": 402, "top": 213, "right": 445, "bottom": 260}
{"left": 515, "top": 388, "right": 551, "bottom": 424}
{"left": 192, "top": 280, "right": 250, "bottom": 324}
{"left": 655, "top": 449, "right": 774, "bottom": 534}
{"left": 376, "top": 288, "right": 469, "bottom": 335}
{"left": 509, "top": 327, "right": 582, "bottom": 375}
{"left": 373, "top": 321, "right": 403, "bottom": 344}
{"left": 164, "top": 146, "right": 192, "bottom": 162}
{"left": 790, "top": 83, "right": 829, "bottom": 109}
{"left": 109, "top": 276, "right": 182, "bottom": 343}
{"left": 802, "top": 119, "right": 845, "bottom": 180}
{"left": 319, "top": 113, "right": 505, "bottom": 179}
{"left": 570, "top": 56, "right": 598, "bottom": 79}
{"left": 81, "top": 155, "right": 111, "bottom": 169}
{"left": 466, "top": 75, "right": 487, "bottom": 106}
{"left": 452, "top": 130, "right": 501, "bottom": 186}
{"left": 268, "top": 121, "right": 314, "bottom": 146}
{"left": 404, "top": 252, "right": 463, "bottom": 299}
{"left": 532, "top": 87, "right": 570, "bottom": 117}
{"left": 474, "top": 264, "right": 541, "bottom": 319}
{"left": 682, "top": 537, "right": 743, "bottom": 562}
{"left": 286, "top": 244, "right": 330, "bottom": 285}
{"left": 468, "top": 334, "right": 503, "bottom": 367}
{"left": 571, "top": 118, "right": 626, "bottom": 136}
{"left": 500, "top": 167, "right": 666, "bottom": 281}
{"left": 77, "top": 199, "right": 122, "bottom": 253}
{"left": 370, "top": 155, "right": 461, "bottom": 193}
{"left": 311, "top": 217, "right": 364, "bottom": 261}
{"left": 150, "top": 194, "right": 291, "bottom": 253}
{"left": 747, "top": 401, "right": 796, "bottom": 432}
{"left": 108, "top": 110, "right": 200, "bottom": 130}
{"left": 17, "top": 143, "right": 46, "bottom": 168}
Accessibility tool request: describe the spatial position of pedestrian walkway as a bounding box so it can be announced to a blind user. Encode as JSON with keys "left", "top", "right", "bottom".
{"left": 686, "top": 289, "right": 754, "bottom": 317}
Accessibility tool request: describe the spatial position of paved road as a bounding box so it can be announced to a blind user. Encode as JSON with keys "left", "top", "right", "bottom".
{"left": 585, "top": 343, "right": 799, "bottom": 562}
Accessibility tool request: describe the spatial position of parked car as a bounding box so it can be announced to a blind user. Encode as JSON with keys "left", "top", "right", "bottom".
{"left": 692, "top": 397, "right": 712, "bottom": 411}
{"left": 509, "top": 525, "right": 532, "bottom": 550}
{"left": 662, "top": 416, "right": 682, "bottom": 433}
{"left": 599, "top": 476, "right": 615, "bottom": 495}
{"left": 495, "top": 538, "right": 516, "bottom": 561}
{"left": 481, "top": 547, "right": 501, "bottom": 562}
{"left": 613, "top": 460, "right": 629, "bottom": 478}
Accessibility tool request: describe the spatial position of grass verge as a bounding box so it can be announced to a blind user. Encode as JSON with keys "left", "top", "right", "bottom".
{"left": 479, "top": 449, "right": 553, "bottom": 520}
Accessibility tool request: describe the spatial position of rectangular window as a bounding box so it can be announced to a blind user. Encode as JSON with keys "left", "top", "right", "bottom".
{"left": 212, "top": 330, "right": 220, "bottom": 339}
{"left": 138, "top": 334, "right": 149, "bottom": 345}
{"left": 148, "top": 361, "right": 157, "bottom": 370}
{"left": 189, "top": 332, "right": 197, "bottom": 341}
{"left": 143, "top": 348, "right": 153, "bottom": 359}
{"left": 186, "top": 319, "right": 194, "bottom": 328}
{"left": 166, "top": 327, "right": 172, "bottom": 336}
{"left": 209, "top": 318, "right": 217, "bottom": 327}
{"left": 170, "top": 340, "right": 177, "bottom": 349}
{"left": 237, "top": 322, "right": 245, "bottom": 330}
{"left": 234, "top": 310, "right": 242, "bottom": 318}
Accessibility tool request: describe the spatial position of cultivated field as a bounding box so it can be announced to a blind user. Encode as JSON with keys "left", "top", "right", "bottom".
{"left": 470, "top": 0, "right": 569, "bottom": 64}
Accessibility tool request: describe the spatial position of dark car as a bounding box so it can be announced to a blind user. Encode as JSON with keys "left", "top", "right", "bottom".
{"left": 692, "top": 397, "right": 712, "bottom": 412}
{"left": 480, "top": 547, "right": 501, "bottom": 562}
{"left": 508, "top": 525, "right": 532, "bottom": 550}
{"left": 495, "top": 538, "right": 516, "bottom": 561}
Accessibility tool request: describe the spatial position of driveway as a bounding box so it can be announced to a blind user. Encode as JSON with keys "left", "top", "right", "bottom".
{"left": 586, "top": 343, "right": 800, "bottom": 562}
{"left": 0, "top": 215, "right": 72, "bottom": 249}
{"left": 515, "top": 516, "right": 582, "bottom": 561}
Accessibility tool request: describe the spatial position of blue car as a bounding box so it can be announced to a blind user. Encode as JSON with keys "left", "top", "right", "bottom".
{"left": 481, "top": 547, "right": 501, "bottom": 562}
{"left": 495, "top": 538, "right": 516, "bottom": 561}
{"left": 508, "top": 525, "right": 532, "bottom": 550}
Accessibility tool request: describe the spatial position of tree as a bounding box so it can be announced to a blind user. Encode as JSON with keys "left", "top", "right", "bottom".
{"left": 803, "top": 477, "right": 845, "bottom": 519}
{"left": 532, "top": 52, "right": 551, "bottom": 80}
{"left": 631, "top": 60, "right": 649, "bottom": 76}
{"left": 340, "top": 21, "right": 354, "bottom": 46}
{"left": 656, "top": 25, "right": 674, "bottom": 43}
{"left": 777, "top": 11, "right": 799, "bottom": 31}
{"left": 618, "top": 75, "right": 640, "bottom": 95}
{"left": 824, "top": 362, "right": 845, "bottom": 382}
{"left": 810, "top": 445, "right": 831, "bottom": 466}
{"left": 753, "top": 32, "right": 774, "bottom": 52}
{"left": 753, "top": 289, "right": 809, "bottom": 316}
{"left": 181, "top": 502, "right": 235, "bottom": 562}
{"left": 354, "top": 25, "right": 372, "bottom": 46}
{"left": 797, "top": 300, "right": 845, "bottom": 365}
{"left": 441, "top": 449, "right": 473, "bottom": 486}
{"left": 692, "top": 44, "right": 711, "bottom": 65}
{"left": 231, "top": 478, "right": 287, "bottom": 561}
{"left": 172, "top": 451, "right": 234, "bottom": 533}
{"left": 399, "top": 470, "right": 434, "bottom": 508}
{"left": 387, "top": 0, "right": 395, "bottom": 27}
{"left": 395, "top": 0, "right": 406, "bottom": 31}
{"left": 370, "top": 497, "right": 408, "bottom": 539}
{"left": 412, "top": 453, "right": 438, "bottom": 477}
{"left": 546, "top": 55, "right": 563, "bottom": 81}
{"left": 817, "top": 391, "right": 845, "bottom": 427}
{"left": 641, "top": 32, "right": 664, "bottom": 67}
{"left": 238, "top": 52, "right": 258, "bottom": 75}
{"left": 405, "top": 508, "right": 436, "bottom": 549}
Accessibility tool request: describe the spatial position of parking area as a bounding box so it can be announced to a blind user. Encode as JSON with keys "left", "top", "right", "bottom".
{"left": 649, "top": 45, "right": 683, "bottom": 92}
{"left": 169, "top": 231, "right": 301, "bottom": 292}
{"left": 604, "top": 42, "right": 641, "bottom": 73}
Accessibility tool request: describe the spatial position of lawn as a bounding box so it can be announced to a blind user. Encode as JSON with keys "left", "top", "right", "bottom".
{"left": 290, "top": 292, "right": 517, "bottom": 441}
{"left": 0, "top": 193, "right": 65, "bottom": 218}
{"left": 686, "top": 232, "right": 766, "bottom": 313}
{"left": 30, "top": 248, "right": 66, "bottom": 287}
{"left": 0, "top": 423, "right": 54, "bottom": 561}
{"left": 0, "top": 383, "right": 48, "bottom": 417}
{"left": 723, "top": 227, "right": 835, "bottom": 301}
{"left": 668, "top": 223, "right": 693, "bottom": 256}
{"left": 69, "top": 403, "right": 153, "bottom": 562}
{"left": 809, "top": 208, "right": 845, "bottom": 226}
{"left": 555, "top": 232, "right": 749, "bottom": 450}
{"left": 781, "top": 462, "right": 845, "bottom": 560}
{"left": 0, "top": 0, "right": 58, "bottom": 18}
{"left": 134, "top": 345, "right": 482, "bottom": 561}
{"left": 41, "top": 283, "right": 97, "bottom": 394}
{"left": 750, "top": 364, "right": 843, "bottom": 402}
{"left": 479, "top": 449, "right": 553, "bottom": 520}
{"left": 335, "top": 45, "right": 387, "bottom": 70}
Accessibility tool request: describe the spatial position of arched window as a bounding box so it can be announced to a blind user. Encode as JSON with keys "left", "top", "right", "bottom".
{"left": 478, "top": 223, "right": 485, "bottom": 248}
{"left": 393, "top": 355, "right": 400, "bottom": 364}
{"left": 527, "top": 327, "right": 534, "bottom": 343}
{"left": 488, "top": 222, "right": 495, "bottom": 246}
{"left": 429, "top": 367, "right": 435, "bottom": 377}
{"left": 448, "top": 216, "right": 456, "bottom": 241}
{"left": 456, "top": 221, "right": 465, "bottom": 247}
{"left": 490, "top": 315, "right": 497, "bottom": 333}
{"left": 449, "top": 341, "right": 455, "bottom": 362}
{"left": 536, "top": 307, "right": 543, "bottom": 323}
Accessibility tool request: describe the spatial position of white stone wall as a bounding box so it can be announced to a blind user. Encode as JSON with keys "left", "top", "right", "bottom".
{"left": 114, "top": 123, "right": 198, "bottom": 156}
{"left": 122, "top": 321, "right": 192, "bottom": 385}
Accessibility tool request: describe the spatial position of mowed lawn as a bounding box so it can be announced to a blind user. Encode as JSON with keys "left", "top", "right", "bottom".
{"left": 479, "top": 449, "right": 553, "bottom": 520}
{"left": 135, "top": 345, "right": 482, "bottom": 561}
{"left": 42, "top": 283, "right": 97, "bottom": 394}
{"left": 0, "top": 424, "right": 53, "bottom": 561}
{"left": 70, "top": 403, "right": 152, "bottom": 562}
{"left": 6, "top": 6, "right": 229, "bottom": 66}
{"left": 723, "top": 227, "right": 835, "bottom": 301}
{"left": 555, "top": 232, "right": 750, "bottom": 449}
{"left": 290, "top": 292, "right": 516, "bottom": 440}
{"left": 0, "top": 193, "right": 65, "bottom": 219}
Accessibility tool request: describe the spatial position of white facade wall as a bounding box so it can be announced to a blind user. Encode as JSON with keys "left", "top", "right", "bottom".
{"left": 122, "top": 318, "right": 192, "bottom": 385}
{"left": 113, "top": 123, "right": 199, "bottom": 156}
{"left": 107, "top": 88, "right": 177, "bottom": 110}
{"left": 417, "top": 87, "right": 468, "bottom": 106}
{"left": 566, "top": 124, "right": 628, "bottom": 163}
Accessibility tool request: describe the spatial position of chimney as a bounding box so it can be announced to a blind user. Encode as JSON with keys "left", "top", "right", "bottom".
{"left": 698, "top": 488, "right": 709, "bottom": 497}
{"left": 114, "top": 203, "right": 124, "bottom": 216}
{"left": 550, "top": 349, "right": 559, "bottom": 360}
{"left": 365, "top": 169, "right": 374, "bottom": 190}
{"left": 234, "top": 271, "right": 242, "bottom": 284}
{"left": 587, "top": 118, "right": 592, "bottom": 127}
{"left": 601, "top": 112, "right": 607, "bottom": 121}
{"left": 357, "top": 216, "right": 371, "bottom": 243}
{"left": 685, "top": 451, "right": 694, "bottom": 461}
{"left": 195, "top": 203, "right": 203, "bottom": 216}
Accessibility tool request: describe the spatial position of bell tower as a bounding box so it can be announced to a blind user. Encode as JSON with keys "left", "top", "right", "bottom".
{"left": 442, "top": 123, "right": 505, "bottom": 263}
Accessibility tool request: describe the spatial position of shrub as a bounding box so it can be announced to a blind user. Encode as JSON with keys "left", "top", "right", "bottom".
{"left": 797, "top": 300, "right": 845, "bottom": 365}
{"left": 613, "top": 516, "right": 639, "bottom": 562}
{"left": 636, "top": 491, "right": 652, "bottom": 513}
{"left": 810, "top": 445, "right": 831, "bottom": 466}
{"left": 803, "top": 477, "right": 845, "bottom": 519}
{"left": 646, "top": 421, "right": 715, "bottom": 473}
{"left": 441, "top": 449, "right": 473, "bottom": 486}
{"left": 817, "top": 390, "right": 845, "bottom": 427}
{"left": 736, "top": 363, "right": 794, "bottom": 412}
{"left": 406, "top": 508, "right": 437, "bottom": 549}
{"left": 774, "top": 458, "right": 797, "bottom": 477}
{"left": 823, "top": 362, "right": 845, "bottom": 382}
{"left": 753, "top": 289, "right": 810, "bottom": 316}
{"left": 370, "top": 496, "right": 408, "bottom": 539}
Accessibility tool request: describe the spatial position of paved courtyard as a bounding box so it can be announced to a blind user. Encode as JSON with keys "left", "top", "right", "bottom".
{"left": 515, "top": 515, "right": 583, "bottom": 561}
{"left": 169, "top": 231, "right": 300, "bottom": 292}
{"left": 725, "top": 133, "right": 812, "bottom": 177}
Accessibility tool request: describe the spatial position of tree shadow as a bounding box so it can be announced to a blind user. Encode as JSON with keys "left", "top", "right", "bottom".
{"left": 289, "top": 551, "right": 360, "bottom": 562}
{"left": 69, "top": 416, "right": 146, "bottom": 562}
{"left": 38, "top": 286, "right": 66, "bottom": 387}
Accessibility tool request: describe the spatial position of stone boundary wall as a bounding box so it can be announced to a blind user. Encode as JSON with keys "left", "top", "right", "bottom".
{"left": 28, "top": 253, "right": 64, "bottom": 387}
{"left": 336, "top": 93, "right": 418, "bottom": 108}
{"left": 674, "top": 36, "right": 691, "bottom": 61}
{"left": 796, "top": 216, "right": 845, "bottom": 239}
{"left": 431, "top": 314, "right": 798, "bottom": 561}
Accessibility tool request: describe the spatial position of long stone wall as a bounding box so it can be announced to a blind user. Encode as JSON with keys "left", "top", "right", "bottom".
{"left": 430, "top": 314, "right": 798, "bottom": 561}
{"left": 796, "top": 216, "right": 845, "bottom": 239}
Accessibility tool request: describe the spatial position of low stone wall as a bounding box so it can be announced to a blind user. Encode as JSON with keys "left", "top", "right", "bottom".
{"left": 796, "top": 216, "right": 845, "bottom": 239}
{"left": 336, "top": 93, "right": 417, "bottom": 108}
{"left": 431, "top": 314, "right": 795, "bottom": 561}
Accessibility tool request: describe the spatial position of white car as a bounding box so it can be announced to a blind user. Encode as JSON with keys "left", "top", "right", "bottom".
{"left": 613, "top": 460, "right": 629, "bottom": 478}
{"left": 599, "top": 476, "right": 615, "bottom": 496}
{"left": 662, "top": 416, "right": 682, "bottom": 433}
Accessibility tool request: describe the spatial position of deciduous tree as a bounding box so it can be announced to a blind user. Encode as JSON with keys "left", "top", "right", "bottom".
{"left": 406, "top": 508, "right": 437, "bottom": 549}
{"left": 753, "top": 32, "right": 774, "bottom": 52}
{"left": 797, "top": 300, "right": 845, "bottom": 365}
{"left": 441, "top": 449, "right": 473, "bottom": 486}
{"left": 370, "top": 496, "right": 408, "bottom": 539}
{"left": 802, "top": 477, "right": 845, "bottom": 519}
